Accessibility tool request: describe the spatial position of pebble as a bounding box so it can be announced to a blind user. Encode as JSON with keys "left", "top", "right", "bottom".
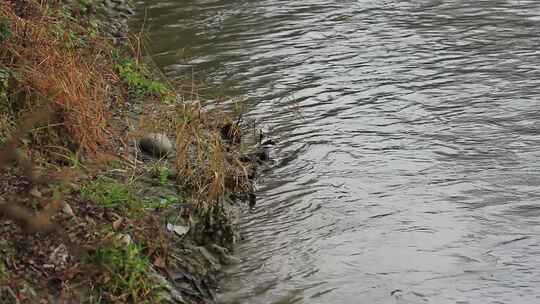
{"left": 167, "top": 223, "right": 189, "bottom": 237}
{"left": 61, "top": 202, "right": 75, "bottom": 217}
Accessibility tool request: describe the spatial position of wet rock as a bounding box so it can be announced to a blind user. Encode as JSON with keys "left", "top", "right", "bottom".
{"left": 262, "top": 140, "right": 276, "bottom": 146}
{"left": 190, "top": 245, "right": 220, "bottom": 270}
{"left": 167, "top": 223, "right": 190, "bottom": 237}
{"left": 150, "top": 270, "right": 187, "bottom": 304}
{"left": 119, "top": 234, "right": 132, "bottom": 245}
{"left": 210, "top": 244, "right": 242, "bottom": 265}
{"left": 221, "top": 253, "right": 242, "bottom": 265}
{"left": 253, "top": 146, "right": 270, "bottom": 162}
{"left": 138, "top": 133, "right": 173, "bottom": 158}
{"left": 29, "top": 187, "right": 42, "bottom": 198}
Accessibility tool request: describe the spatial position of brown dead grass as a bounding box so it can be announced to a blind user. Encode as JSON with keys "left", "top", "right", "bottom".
{"left": 136, "top": 98, "right": 250, "bottom": 206}
{"left": 0, "top": 0, "right": 117, "bottom": 154}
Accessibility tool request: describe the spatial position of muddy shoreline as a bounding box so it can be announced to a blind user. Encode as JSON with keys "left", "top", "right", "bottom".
{"left": 0, "top": 0, "right": 266, "bottom": 303}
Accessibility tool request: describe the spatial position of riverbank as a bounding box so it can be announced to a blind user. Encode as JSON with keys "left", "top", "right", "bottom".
{"left": 0, "top": 0, "right": 261, "bottom": 302}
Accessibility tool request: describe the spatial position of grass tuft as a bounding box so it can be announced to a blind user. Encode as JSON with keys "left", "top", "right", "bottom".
{"left": 92, "top": 242, "right": 161, "bottom": 303}
{"left": 81, "top": 176, "right": 134, "bottom": 209}
{"left": 115, "top": 56, "right": 170, "bottom": 98}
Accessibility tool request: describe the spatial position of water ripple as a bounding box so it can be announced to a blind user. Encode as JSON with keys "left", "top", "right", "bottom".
{"left": 132, "top": 0, "right": 540, "bottom": 303}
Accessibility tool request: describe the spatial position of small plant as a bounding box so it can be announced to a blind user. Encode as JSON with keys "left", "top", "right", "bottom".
{"left": 115, "top": 57, "right": 169, "bottom": 97}
{"left": 48, "top": 146, "right": 84, "bottom": 169}
{"left": 0, "top": 16, "right": 11, "bottom": 43}
{"left": 143, "top": 195, "right": 180, "bottom": 211}
{"left": 75, "top": 0, "right": 93, "bottom": 15}
{"left": 81, "top": 177, "right": 133, "bottom": 209}
{"left": 0, "top": 67, "right": 13, "bottom": 144}
{"left": 92, "top": 242, "right": 160, "bottom": 303}
{"left": 0, "top": 260, "right": 7, "bottom": 284}
{"left": 154, "top": 165, "right": 169, "bottom": 186}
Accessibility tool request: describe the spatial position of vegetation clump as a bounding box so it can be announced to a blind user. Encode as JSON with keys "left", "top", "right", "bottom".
{"left": 82, "top": 176, "right": 135, "bottom": 209}
{"left": 91, "top": 241, "right": 161, "bottom": 303}
{"left": 116, "top": 57, "right": 170, "bottom": 97}
{"left": 0, "top": 0, "right": 259, "bottom": 302}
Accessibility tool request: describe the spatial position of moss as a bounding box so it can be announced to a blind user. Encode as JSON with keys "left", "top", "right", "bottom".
{"left": 91, "top": 242, "right": 161, "bottom": 303}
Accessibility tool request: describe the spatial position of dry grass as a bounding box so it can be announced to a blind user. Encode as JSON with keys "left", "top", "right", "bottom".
{"left": 136, "top": 98, "right": 251, "bottom": 207}
{"left": 0, "top": 0, "right": 117, "bottom": 154}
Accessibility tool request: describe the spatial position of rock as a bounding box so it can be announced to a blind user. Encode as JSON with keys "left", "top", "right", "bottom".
{"left": 117, "top": 233, "right": 132, "bottom": 245}
{"left": 210, "top": 244, "right": 241, "bottom": 265}
{"left": 191, "top": 246, "right": 219, "bottom": 270}
{"left": 61, "top": 202, "right": 75, "bottom": 217}
{"left": 221, "top": 254, "right": 242, "bottom": 265}
{"left": 168, "top": 167, "right": 179, "bottom": 180}
{"left": 167, "top": 223, "right": 189, "bottom": 237}
{"left": 262, "top": 139, "right": 276, "bottom": 146}
{"left": 252, "top": 146, "right": 270, "bottom": 162}
{"left": 150, "top": 270, "right": 187, "bottom": 304}
{"left": 29, "top": 187, "right": 42, "bottom": 198}
{"left": 138, "top": 133, "right": 173, "bottom": 158}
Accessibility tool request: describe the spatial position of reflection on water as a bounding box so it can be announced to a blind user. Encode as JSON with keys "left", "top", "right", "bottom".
{"left": 132, "top": 0, "right": 540, "bottom": 303}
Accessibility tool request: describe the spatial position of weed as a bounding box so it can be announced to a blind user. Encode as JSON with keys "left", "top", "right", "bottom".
{"left": 92, "top": 242, "right": 160, "bottom": 303}
{"left": 0, "top": 16, "right": 10, "bottom": 43}
{"left": 81, "top": 177, "right": 133, "bottom": 209}
{"left": 151, "top": 164, "right": 170, "bottom": 186}
{"left": 108, "top": 159, "right": 124, "bottom": 169}
{"left": 115, "top": 57, "right": 169, "bottom": 97}
{"left": 0, "top": 67, "right": 12, "bottom": 144}
{"left": 159, "top": 167, "right": 169, "bottom": 185}
{"left": 0, "top": 260, "right": 6, "bottom": 284}
{"left": 81, "top": 177, "right": 164, "bottom": 217}
{"left": 143, "top": 195, "right": 180, "bottom": 211}
{"left": 47, "top": 146, "right": 84, "bottom": 169}
{"left": 75, "top": 0, "right": 93, "bottom": 15}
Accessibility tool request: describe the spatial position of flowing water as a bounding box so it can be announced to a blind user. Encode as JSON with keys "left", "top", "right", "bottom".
{"left": 131, "top": 1, "right": 540, "bottom": 303}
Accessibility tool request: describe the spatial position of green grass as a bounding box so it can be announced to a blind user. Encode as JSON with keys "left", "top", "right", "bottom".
{"left": 81, "top": 177, "right": 135, "bottom": 210}
{"left": 0, "top": 16, "right": 11, "bottom": 43}
{"left": 152, "top": 164, "right": 170, "bottom": 186}
{"left": 143, "top": 195, "right": 180, "bottom": 211}
{"left": 0, "top": 260, "right": 7, "bottom": 285}
{"left": 92, "top": 242, "right": 161, "bottom": 303}
{"left": 0, "top": 67, "right": 13, "bottom": 145}
{"left": 115, "top": 57, "right": 169, "bottom": 97}
{"left": 81, "top": 176, "right": 181, "bottom": 216}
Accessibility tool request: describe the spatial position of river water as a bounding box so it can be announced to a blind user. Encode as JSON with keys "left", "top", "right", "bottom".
{"left": 131, "top": 1, "right": 540, "bottom": 303}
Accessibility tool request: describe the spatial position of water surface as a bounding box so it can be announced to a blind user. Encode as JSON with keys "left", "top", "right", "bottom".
{"left": 132, "top": 1, "right": 540, "bottom": 303}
